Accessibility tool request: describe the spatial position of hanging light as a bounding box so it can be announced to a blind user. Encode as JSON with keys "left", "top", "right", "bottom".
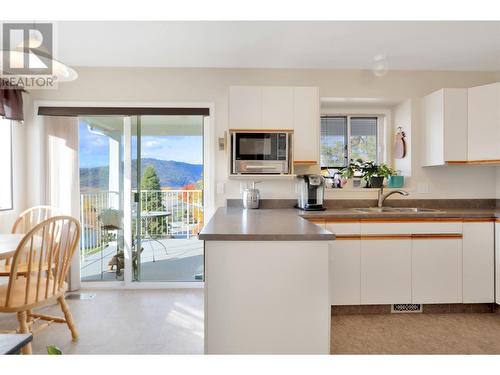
{"left": 0, "top": 50, "right": 78, "bottom": 82}
{"left": 0, "top": 24, "right": 78, "bottom": 83}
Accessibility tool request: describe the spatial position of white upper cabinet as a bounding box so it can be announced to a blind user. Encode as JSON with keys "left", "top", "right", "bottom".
{"left": 229, "top": 85, "right": 295, "bottom": 130}
{"left": 293, "top": 87, "right": 320, "bottom": 162}
{"left": 468, "top": 82, "right": 500, "bottom": 161}
{"left": 229, "top": 86, "right": 320, "bottom": 162}
{"left": 229, "top": 86, "right": 263, "bottom": 129}
{"left": 421, "top": 88, "right": 468, "bottom": 166}
{"left": 262, "top": 87, "right": 294, "bottom": 129}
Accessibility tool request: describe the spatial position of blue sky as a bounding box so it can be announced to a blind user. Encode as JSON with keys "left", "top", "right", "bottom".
{"left": 79, "top": 122, "right": 110, "bottom": 168}
{"left": 79, "top": 122, "right": 203, "bottom": 168}
{"left": 140, "top": 136, "right": 203, "bottom": 164}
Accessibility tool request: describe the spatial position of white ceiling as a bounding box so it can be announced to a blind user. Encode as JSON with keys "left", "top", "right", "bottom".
{"left": 54, "top": 21, "right": 500, "bottom": 71}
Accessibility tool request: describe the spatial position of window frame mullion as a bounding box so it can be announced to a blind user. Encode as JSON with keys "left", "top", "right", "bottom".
{"left": 346, "top": 115, "right": 352, "bottom": 166}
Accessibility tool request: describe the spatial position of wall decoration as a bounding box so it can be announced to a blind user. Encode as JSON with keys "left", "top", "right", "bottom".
{"left": 394, "top": 126, "right": 407, "bottom": 159}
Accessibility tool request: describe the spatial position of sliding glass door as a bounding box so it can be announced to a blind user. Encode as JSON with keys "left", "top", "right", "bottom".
{"left": 79, "top": 116, "right": 125, "bottom": 281}
{"left": 79, "top": 114, "right": 205, "bottom": 283}
{"left": 134, "top": 115, "right": 204, "bottom": 282}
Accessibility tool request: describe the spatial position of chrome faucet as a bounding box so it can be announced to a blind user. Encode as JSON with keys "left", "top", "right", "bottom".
{"left": 377, "top": 186, "right": 409, "bottom": 208}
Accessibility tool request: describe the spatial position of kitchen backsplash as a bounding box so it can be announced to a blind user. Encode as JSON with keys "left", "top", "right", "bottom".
{"left": 226, "top": 199, "right": 499, "bottom": 209}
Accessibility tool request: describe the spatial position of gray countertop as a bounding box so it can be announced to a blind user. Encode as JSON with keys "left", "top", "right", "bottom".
{"left": 199, "top": 207, "right": 336, "bottom": 241}
{"left": 199, "top": 207, "right": 500, "bottom": 241}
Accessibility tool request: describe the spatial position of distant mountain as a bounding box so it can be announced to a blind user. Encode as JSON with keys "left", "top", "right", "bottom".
{"left": 137, "top": 158, "right": 203, "bottom": 188}
{"left": 80, "top": 158, "right": 203, "bottom": 191}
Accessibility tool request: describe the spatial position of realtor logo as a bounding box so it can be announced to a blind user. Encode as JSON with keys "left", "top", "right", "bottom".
{"left": 2, "top": 23, "right": 53, "bottom": 75}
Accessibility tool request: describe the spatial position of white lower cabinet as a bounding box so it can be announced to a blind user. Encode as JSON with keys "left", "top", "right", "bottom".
{"left": 324, "top": 220, "right": 495, "bottom": 306}
{"left": 411, "top": 239, "right": 462, "bottom": 303}
{"left": 495, "top": 223, "right": 500, "bottom": 304}
{"left": 463, "top": 222, "right": 494, "bottom": 303}
{"left": 360, "top": 239, "right": 412, "bottom": 304}
{"left": 329, "top": 240, "right": 361, "bottom": 305}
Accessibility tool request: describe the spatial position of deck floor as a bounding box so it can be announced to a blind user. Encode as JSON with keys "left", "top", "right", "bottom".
{"left": 81, "top": 238, "right": 203, "bottom": 282}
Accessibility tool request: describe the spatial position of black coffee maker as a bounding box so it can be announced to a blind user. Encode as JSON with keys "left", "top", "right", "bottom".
{"left": 295, "top": 175, "right": 326, "bottom": 211}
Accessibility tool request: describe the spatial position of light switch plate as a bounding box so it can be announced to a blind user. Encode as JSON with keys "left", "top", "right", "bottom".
{"left": 218, "top": 137, "right": 225, "bottom": 151}
{"left": 216, "top": 182, "right": 225, "bottom": 194}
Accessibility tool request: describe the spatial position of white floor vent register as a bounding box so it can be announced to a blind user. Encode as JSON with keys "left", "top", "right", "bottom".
{"left": 391, "top": 304, "right": 422, "bottom": 313}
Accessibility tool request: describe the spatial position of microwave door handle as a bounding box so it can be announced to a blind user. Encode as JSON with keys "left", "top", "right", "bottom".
{"left": 245, "top": 165, "right": 279, "bottom": 170}
{"left": 232, "top": 133, "right": 236, "bottom": 174}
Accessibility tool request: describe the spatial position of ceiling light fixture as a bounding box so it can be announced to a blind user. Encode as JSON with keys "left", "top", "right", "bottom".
{"left": 0, "top": 22, "right": 78, "bottom": 83}
{"left": 372, "top": 54, "right": 389, "bottom": 77}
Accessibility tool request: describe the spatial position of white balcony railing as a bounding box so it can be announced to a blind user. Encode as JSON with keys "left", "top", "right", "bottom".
{"left": 138, "top": 189, "right": 204, "bottom": 239}
{"left": 80, "top": 191, "right": 119, "bottom": 256}
{"left": 79, "top": 190, "right": 203, "bottom": 261}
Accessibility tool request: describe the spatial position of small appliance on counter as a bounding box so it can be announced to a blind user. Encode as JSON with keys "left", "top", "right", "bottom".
{"left": 295, "top": 174, "right": 326, "bottom": 211}
{"left": 242, "top": 181, "right": 261, "bottom": 209}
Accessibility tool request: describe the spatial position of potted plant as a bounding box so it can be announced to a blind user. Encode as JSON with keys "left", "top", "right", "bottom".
{"left": 362, "top": 162, "right": 396, "bottom": 188}
{"left": 340, "top": 159, "right": 364, "bottom": 188}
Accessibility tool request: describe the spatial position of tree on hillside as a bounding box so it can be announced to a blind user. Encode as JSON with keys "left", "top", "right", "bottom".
{"left": 140, "top": 165, "right": 166, "bottom": 236}
{"left": 195, "top": 172, "right": 203, "bottom": 190}
{"left": 178, "top": 181, "right": 203, "bottom": 231}
{"left": 141, "top": 165, "right": 161, "bottom": 194}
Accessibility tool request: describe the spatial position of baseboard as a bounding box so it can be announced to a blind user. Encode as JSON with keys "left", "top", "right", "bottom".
{"left": 331, "top": 303, "right": 495, "bottom": 315}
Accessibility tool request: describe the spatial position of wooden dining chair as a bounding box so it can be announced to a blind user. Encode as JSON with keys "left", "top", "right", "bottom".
{"left": 0, "top": 216, "right": 81, "bottom": 354}
{"left": 0, "top": 206, "right": 60, "bottom": 275}
{"left": 11, "top": 206, "right": 60, "bottom": 235}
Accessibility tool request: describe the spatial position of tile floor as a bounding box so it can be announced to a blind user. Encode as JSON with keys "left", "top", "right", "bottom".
{"left": 0, "top": 289, "right": 204, "bottom": 354}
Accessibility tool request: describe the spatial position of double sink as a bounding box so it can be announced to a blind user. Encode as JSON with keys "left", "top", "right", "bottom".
{"left": 352, "top": 207, "right": 442, "bottom": 213}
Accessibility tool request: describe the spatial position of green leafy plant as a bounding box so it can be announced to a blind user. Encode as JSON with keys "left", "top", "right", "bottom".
{"left": 47, "top": 345, "right": 62, "bottom": 354}
{"left": 340, "top": 159, "right": 365, "bottom": 179}
{"left": 359, "top": 160, "right": 378, "bottom": 181}
{"left": 340, "top": 159, "right": 397, "bottom": 187}
{"left": 376, "top": 164, "right": 397, "bottom": 178}
{"left": 360, "top": 162, "right": 396, "bottom": 180}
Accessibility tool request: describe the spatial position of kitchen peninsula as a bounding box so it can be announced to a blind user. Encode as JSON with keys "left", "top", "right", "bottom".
{"left": 200, "top": 204, "right": 500, "bottom": 354}
{"left": 200, "top": 207, "right": 335, "bottom": 354}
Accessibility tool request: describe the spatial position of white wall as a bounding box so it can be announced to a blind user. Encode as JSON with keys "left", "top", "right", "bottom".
{"left": 0, "top": 97, "right": 29, "bottom": 232}
{"left": 21, "top": 67, "right": 500, "bottom": 209}
{"left": 393, "top": 99, "right": 412, "bottom": 177}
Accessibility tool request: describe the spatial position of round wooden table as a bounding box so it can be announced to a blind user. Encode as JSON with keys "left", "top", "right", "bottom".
{"left": 0, "top": 234, "right": 25, "bottom": 260}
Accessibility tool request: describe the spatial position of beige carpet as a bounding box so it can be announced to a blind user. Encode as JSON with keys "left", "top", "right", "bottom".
{"left": 331, "top": 312, "right": 500, "bottom": 354}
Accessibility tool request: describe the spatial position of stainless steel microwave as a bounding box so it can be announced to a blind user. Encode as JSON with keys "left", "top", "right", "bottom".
{"left": 231, "top": 131, "right": 291, "bottom": 174}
